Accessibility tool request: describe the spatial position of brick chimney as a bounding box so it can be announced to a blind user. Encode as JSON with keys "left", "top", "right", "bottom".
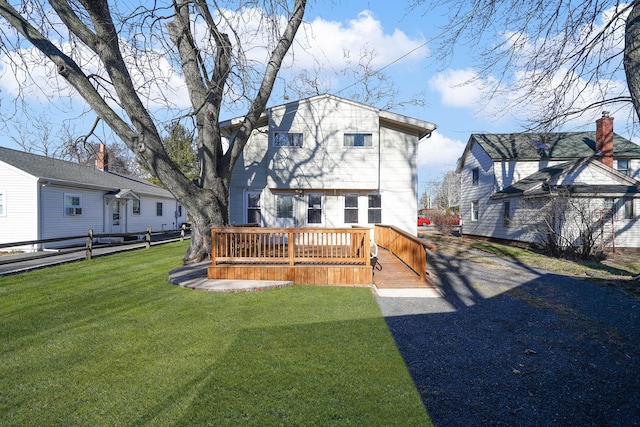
{"left": 595, "top": 111, "right": 614, "bottom": 168}
{"left": 96, "top": 143, "right": 109, "bottom": 171}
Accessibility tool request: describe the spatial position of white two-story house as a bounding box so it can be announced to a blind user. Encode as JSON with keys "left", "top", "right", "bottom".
{"left": 221, "top": 94, "right": 436, "bottom": 235}
{"left": 456, "top": 113, "right": 640, "bottom": 250}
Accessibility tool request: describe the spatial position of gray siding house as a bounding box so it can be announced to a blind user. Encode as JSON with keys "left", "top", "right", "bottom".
{"left": 221, "top": 94, "right": 437, "bottom": 235}
{"left": 0, "top": 145, "right": 186, "bottom": 251}
{"left": 456, "top": 113, "right": 640, "bottom": 250}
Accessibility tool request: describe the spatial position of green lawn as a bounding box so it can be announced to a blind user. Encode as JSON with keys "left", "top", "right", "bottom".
{"left": 0, "top": 242, "right": 431, "bottom": 426}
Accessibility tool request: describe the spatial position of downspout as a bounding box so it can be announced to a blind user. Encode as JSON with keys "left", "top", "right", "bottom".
{"left": 37, "top": 179, "right": 43, "bottom": 250}
{"left": 377, "top": 119, "right": 381, "bottom": 192}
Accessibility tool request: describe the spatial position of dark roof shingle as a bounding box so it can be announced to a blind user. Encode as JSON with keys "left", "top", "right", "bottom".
{"left": 0, "top": 146, "right": 173, "bottom": 198}
{"left": 471, "top": 132, "right": 640, "bottom": 160}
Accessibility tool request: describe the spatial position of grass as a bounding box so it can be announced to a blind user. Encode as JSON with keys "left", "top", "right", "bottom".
{"left": 0, "top": 241, "right": 431, "bottom": 426}
{"left": 424, "top": 232, "right": 640, "bottom": 280}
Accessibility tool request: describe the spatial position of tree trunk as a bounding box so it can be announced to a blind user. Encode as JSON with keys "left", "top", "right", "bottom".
{"left": 180, "top": 183, "right": 228, "bottom": 264}
{"left": 625, "top": 1, "right": 640, "bottom": 121}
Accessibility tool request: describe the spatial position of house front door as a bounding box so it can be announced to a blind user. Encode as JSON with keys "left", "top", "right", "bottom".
{"left": 111, "top": 200, "right": 121, "bottom": 233}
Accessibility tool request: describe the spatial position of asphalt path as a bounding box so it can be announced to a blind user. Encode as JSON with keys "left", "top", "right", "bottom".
{"left": 376, "top": 246, "right": 640, "bottom": 426}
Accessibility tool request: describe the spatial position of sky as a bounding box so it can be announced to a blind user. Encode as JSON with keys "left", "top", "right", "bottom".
{"left": 0, "top": 1, "right": 634, "bottom": 196}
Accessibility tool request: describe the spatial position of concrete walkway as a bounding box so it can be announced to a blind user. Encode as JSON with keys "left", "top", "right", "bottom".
{"left": 168, "top": 261, "right": 294, "bottom": 292}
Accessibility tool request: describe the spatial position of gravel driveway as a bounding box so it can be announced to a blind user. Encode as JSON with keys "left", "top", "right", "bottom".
{"left": 376, "top": 246, "right": 640, "bottom": 426}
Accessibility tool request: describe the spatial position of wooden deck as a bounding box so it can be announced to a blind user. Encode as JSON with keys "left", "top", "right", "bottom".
{"left": 372, "top": 248, "right": 435, "bottom": 289}
{"left": 206, "top": 225, "right": 436, "bottom": 288}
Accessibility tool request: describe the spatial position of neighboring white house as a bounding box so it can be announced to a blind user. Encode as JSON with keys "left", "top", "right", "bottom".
{"left": 221, "top": 94, "right": 436, "bottom": 235}
{"left": 0, "top": 144, "right": 186, "bottom": 251}
{"left": 456, "top": 113, "right": 640, "bottom": 250}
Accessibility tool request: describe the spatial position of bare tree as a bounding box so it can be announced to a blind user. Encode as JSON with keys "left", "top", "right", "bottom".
{"left": 411, "top": 1, "right": 640, "bottom": 131}
{"left": 515, "top": 188, "right": 610, "bottom": 259}
{"left": 0, "top": 1, "right": 306, "bottom": 263}
{"left": 433, "top": 170, "right": 460, "bottom": 211}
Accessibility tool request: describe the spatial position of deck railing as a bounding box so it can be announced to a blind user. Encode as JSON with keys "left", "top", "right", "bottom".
{"left": 211, "top": 227, "right": 370, "bottom": 266}
{"left": 374, "top": 224, "right": 436, "bottom": 282}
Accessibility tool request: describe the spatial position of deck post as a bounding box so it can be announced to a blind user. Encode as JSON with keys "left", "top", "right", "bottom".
{"left": 211, "top": 228, "right": 218, "bottom": 266}
{"left": 288, "top": 229, "right": 295, "bottom": 266}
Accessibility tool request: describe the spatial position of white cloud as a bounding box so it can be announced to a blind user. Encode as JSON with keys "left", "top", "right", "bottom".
{"left": 417, "top": 131, "right": 466, "bottom": 174}
{"left": 293, "top": 10, "right": 428, "bottom": 69}
{"left": 428, "top": 69, "right": 483, "bottom": 108}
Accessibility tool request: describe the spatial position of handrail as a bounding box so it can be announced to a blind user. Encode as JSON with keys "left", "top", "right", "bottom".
{"left": 211, "top": 227, "right": 371, "bottom": 266}
{"left": 373, "top": 224, "right": 436, "bottom": 281}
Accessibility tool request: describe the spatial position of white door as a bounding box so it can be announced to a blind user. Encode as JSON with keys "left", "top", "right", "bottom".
{"left": 111, "top": 200, "right": 121, "bottom": 233}
{"left": 275, "top": 193, "right": 296, "bottom": 228}
{"left": 245, "top": 191, "right": 262, "bottom": 225}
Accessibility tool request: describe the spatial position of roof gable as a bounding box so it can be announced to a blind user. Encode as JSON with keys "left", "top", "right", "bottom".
{"left": 492, "top": 158, "right": 640, "bottom": 199}
{"left": 220, "top": 93, "right": 436, "bottom": 139}
{"left": 0, "top": 146, "right": 173, "bottom": 198}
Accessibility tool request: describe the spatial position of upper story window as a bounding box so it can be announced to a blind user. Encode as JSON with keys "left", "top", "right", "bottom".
{"left": 472, "top": 167, "right": 479, "bottom": 185}
{"left": 156, "top": 202, "right": 163, "bottom": 216}
{"left": 617, "top": 159, "right": 630, "bottom": 176}
{"left": 273, "top": 132, "right": 303, "bottom": 147}
{"left": 64, "top": 193, "right": 82, "bottom": 216}
{"left": 344, "top": 133, "right": 373, "bottom": 147}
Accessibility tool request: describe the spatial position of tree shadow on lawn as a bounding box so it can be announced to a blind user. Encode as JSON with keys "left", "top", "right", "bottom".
{"left": 383, "top": 251, "right": 640, "bottom": 426}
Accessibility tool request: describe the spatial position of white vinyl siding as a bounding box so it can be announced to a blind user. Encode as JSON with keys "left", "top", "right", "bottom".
{"left": 0, "top": 166, "right": 38, "bottom": 248}
{"left": 0, "top": 189, "right": 5, "bottom": 217}
{"left": 228, "top": 95, "right": 429, "bottom": 234}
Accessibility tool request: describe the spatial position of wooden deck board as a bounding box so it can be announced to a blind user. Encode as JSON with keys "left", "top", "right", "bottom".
{"left": 373, "top": 248, "right": 434, "bottom": 289}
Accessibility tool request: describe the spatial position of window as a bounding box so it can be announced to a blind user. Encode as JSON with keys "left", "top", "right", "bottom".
{"left": 368, "top": 194, "right": 382, "bottom": 224}
{"left": 344, "top": 133, "right": 373, "bottom": 147}
{"left": 307, "top": 193, "right": 323, "bottom": 224}
{"left": 617, "top": 159, "right": 630, "bottom": 176}
{"left": 177, "top": 205, "right": 183, "bottom": 217}
{"left": 64, "top": 193, "right": 82, "bottom": 216}
{"left": 276, "top": 194, "right": 294, "bottom": 219}
{"left": 604, "top": 197, "right": 615, "bottom": 220}
{"left": 273, "top": 132, "right": 303, "bottom": 147}
{"left": 156, "top": 202, "right": 163, "bottom": 216}
{"left": 472, "top": 168, "right": 479, "bottom": 185}
{"left": 344, "top": 193, "right": 359, "bottom": 223}
{"left": 246, "top": 192, "right": 262, "bottom": 224}
{"left": 0, "top": 190, "right": 5, "bottom": 217}
{"left": 503, "top": 201, "right": 510, "bottom": 227}
{"left": 132, "top": 199, "right": 141, "bottom": 215}
{"left": 471, "top": 200, "right": 479, "bottom": 221}
{"left": 623, "top": 198, "right": 635, "bottom": 219}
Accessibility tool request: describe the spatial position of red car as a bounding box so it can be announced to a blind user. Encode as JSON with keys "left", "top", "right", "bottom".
{"left": 417, "top": 216, "right": 431, "bottom": 226}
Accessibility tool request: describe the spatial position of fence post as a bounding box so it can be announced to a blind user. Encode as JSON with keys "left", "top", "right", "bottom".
{"left": 146, "top": 227, "right": 151, "bottom": 248}
{"left": 86, "top": 229, "right": 93, "bottom": 260}
{"left": 180, "top": 224, "right": 185, "bottom": 241}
